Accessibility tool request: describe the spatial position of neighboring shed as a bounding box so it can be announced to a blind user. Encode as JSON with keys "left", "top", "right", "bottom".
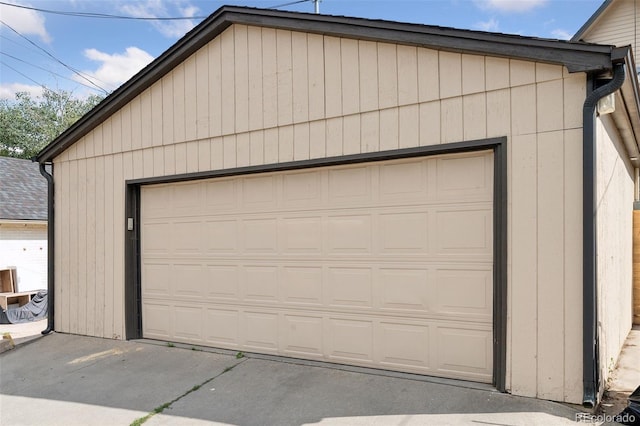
{"left": 35, "top": 6, "right": 640, "bottom": 407}
{"left": 0, "top": 156, "right": 48, "bottom": 292}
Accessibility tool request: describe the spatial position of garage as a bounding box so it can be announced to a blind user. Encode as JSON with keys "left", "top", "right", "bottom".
{"left": 140, "top": 151, "right": 494, "bottom": 382}
{"left": 35, "top": 4, "right": 640, "bottom": 404}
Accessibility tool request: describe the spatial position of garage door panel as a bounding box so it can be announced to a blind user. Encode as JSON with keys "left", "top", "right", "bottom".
{"left": 435, "top": 268, "right": 493, "bottom": 317}
{"left": 142, "top": 222, "right": 171, "bottom": 255}
{"left": 171, "top": 221, "right": 203, "bottom": 254}
{"left": 243, "top": 266, "right": 278, "bottom": 301}
{"left": 243, "top": 218, "right": 278, "bottom": 252}
{"left": 205, "top": 265, "right": 239, "bottom": 299}
{"left": 205, "top": 308, "right": 240, "bottom": 347}
{"left": 171, "top": 264, "right": 205, "bottom": 297}
{"left": 435, "top": 209, "right": 492, "bottom": 255}
{"left": 379, "top": 212, "right": 429, "bottom": 253}
{"left": 141, "top": 184, "right": 172, "bottom": 219}
{"left": 173, "top": 305, "right": 204, "bottom": 341}
{"left": 328, "top": 166, "right": 372, "bottom": 203}
{"left": 435, "top": 326, "right": 492, "bottom": 380}
{"left": 141, "top": 152, "right": 494, "bottom": 383}
{"left": 242, "top": 175, "right": 277, "bottom": 209}
{"left": 327, "top": 318, "right": 374, "bottom": 362}
{"left": 143, "top": 303, "right": 172, "bottom": 338}
{"left": 327, "top": 214, "right": 372, "bottom": 253}
{"left": 143, "top": 263, "right": 170, "bottom": 295}
{"left": 378, "top": 268, "right": 431, "bottom": 312}
{"left": 326, "top": 267, "right": 373, "bottom": 308}
{"left": 281, "top": 216, "right": 323, "bottom": 253}
{"left": 205, "top": 220, "right": 238, "bottom": 252}
{"left": 281, "top": 314, "right": 324, "bottom": 357}
{"left": 377, "top": 321, "right": 430, "bottom": 368}
{"left": 434, "top": 152, "right": 493, "bottom": 201}
{"left": 172, "top": 183, "right": 204, "bottom": 216}
{"left": 282, "top": 171, "right": 322, "bottom": 206}
{"left": 205, "top": 179, "right": 238, "bottom": 212}
{"left": 281, "top": 266, "right": 323, "bottom": 305}
{"left": 243, "top": 311, "right": 279, "bottom": 351}
{"left": 379, "top": 160, "right": 427, "bottom": 201}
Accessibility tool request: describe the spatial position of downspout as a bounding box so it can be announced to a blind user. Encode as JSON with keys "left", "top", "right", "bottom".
{"left": 582, "top": 62, "right": 626, "bottom": 407}
{"left": 38, "top": 163, "right": 54, "bottom": 335}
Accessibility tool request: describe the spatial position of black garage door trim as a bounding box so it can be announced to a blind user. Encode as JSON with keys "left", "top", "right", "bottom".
{"left": 124, "top": 136, "right": 507, "bottom": 391}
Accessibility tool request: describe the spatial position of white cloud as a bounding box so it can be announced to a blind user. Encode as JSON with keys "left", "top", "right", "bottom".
{"left": 475, "top": 0, "right": 548, "bottom": 13}
{"left": 0, "top": 82, "right": 43, "bottom": 100}
{"left": 474, "top": 18, "right": 500, "bottom": 32}
{"left": 551, "top": 29, "right": 572, "bottom": 40}
{"left": 119, "top": 0, "right": 200, "bottom": 38}
{"left": 0, "top": 0, "right": 51, "bottom": 43}
{"left": 75, "top": 47, "right": 154, "bottom": 91}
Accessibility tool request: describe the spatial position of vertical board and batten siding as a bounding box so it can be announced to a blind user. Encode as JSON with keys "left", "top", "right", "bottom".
{"left": 580, "top": 0, "right": 640, "bottom": 55}
{"left": 52, "top": 24, "right": 586, "bottom": 403}
{"left": 595, "top": 115, "right": 634, "bottom": 389}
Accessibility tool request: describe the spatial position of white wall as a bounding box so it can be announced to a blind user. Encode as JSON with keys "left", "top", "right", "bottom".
{"left": 0, "top": 222, "right": 48, "bottom": 292}
{"left": 596, "top": 114, "right": 634, "bottom": 390}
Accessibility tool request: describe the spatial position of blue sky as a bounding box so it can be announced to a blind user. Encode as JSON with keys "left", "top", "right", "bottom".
{"left": 0, "top": 0, "right": 605, "bottom": 100}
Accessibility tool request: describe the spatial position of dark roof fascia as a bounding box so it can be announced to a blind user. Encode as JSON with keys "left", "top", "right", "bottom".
{"left": 572, "top": 0, "right": 615, "bottom": 42}
{"left": 226, "top": 7, "right": 615, "bottom": 71}
{"left": 36, "top": 5, "right": 618, "bottom": 163}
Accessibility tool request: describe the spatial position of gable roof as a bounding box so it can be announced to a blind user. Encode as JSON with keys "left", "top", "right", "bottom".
{"left": 0, "top": 156, "right": 47, "bottom": 221}
{"left": 572, "top": 0, "right": 615, "bottom": 41}
{"left": 35, "top": 5, "right": 624, "bottom": 163}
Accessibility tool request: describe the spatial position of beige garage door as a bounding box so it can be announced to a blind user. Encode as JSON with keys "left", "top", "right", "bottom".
{"left": 141, "top": 151, "right": 494, "bottom": 383}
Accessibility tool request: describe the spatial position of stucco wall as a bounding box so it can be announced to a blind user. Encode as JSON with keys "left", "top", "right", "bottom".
{"left": 595, "top": 114, "right": 634, "bottom": 390}
{"left": 0, "top": 222, "right": 48, "bottom": 292}
{"left": 52, "top": 24, "right": 588, "bottom": 402}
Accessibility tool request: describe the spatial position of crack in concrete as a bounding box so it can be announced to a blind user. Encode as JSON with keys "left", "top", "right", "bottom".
{"left": 129, "top": 357, "right": 247, "bottom": 426}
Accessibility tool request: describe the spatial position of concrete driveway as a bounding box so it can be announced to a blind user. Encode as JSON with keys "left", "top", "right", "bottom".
{"left": 0, "top": 333, "right": 587, "bottom": 425}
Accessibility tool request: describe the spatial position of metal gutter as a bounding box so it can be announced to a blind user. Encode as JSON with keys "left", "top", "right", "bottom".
{"left": 582, "top": 62, "right": 626, "bottom": 407}
{"left": 38, "top": 163, "right": 54, "bottom": 335}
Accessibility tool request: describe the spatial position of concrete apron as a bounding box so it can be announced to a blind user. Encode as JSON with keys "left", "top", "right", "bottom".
{"left": 0, "top": 333, "right": 591, "bottom": 426}
{"left": 600, "top": 326, "right": 640, "bottom": 420}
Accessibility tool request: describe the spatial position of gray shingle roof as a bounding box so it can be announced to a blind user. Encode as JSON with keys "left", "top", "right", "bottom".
{"left": 0, "top": 156, "right": 47, "bottom": 221}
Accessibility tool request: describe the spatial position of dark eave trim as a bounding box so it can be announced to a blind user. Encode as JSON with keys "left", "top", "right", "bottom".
{"left": 223, "top": 8, "right": 614, "bottom": 72}
{"left": 35, "top": 5, "right": 616, "bottom": 163}
{"left": 572, "top": 0, "right": 615, "bottom": 42}
{"left": 617, "top": 47, "right": 640, "bottom": 159}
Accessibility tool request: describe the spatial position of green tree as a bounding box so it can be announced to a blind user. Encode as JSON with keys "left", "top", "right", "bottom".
{"left": 0, "top": 89, "right": 103, "bottom": 159}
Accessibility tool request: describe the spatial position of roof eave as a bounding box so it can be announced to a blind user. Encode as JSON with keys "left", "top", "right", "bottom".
{"left": 0, "top": 219, "right": 48, "bottom": 225}
{"left": 35, "top": 5, "right": 619, "bottom": 163}
{"left": 611, "top": 46, "right": 640, "bottom": 167}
